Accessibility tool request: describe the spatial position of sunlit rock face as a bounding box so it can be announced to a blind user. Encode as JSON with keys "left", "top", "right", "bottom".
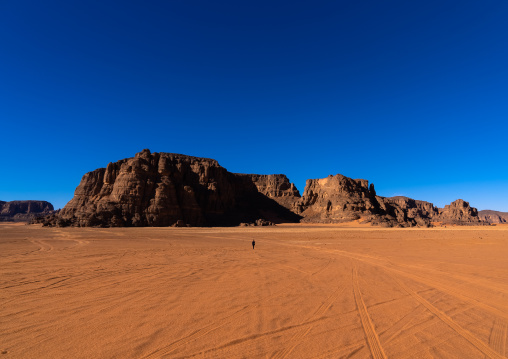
{"left": 0, "top": 200, "right": 54, "bottom": 222}
{"left": 478, "top": 210, "right": 508, "bottom": 224}
{"left": 294, "top": 175, "right": 484, "bottom": 227}
{"left": 296, "top": 174, "right": 381, "bottom": 223}
{"left": 435, "top": 199, "right": 481, "bottom": 224}
{"left": 56, "top": 149, "right": 301, "bottom": 227}
{"left": 41, "top": 149, "right": 484, "bottom": 228}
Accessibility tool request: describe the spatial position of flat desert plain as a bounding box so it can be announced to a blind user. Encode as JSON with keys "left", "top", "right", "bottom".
{"left": 1, "top": 223, "right": 508, "bottom": 359}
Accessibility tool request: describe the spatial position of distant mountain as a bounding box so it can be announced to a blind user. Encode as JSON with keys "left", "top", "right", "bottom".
{"left": 478, "top": 210, "right": 508, "bottom": 224}
{"left": 36, "top": 149, "right": 486, "bottom": 228}
{"left": 0, "top": 200, "right": 54, "bottom": 222}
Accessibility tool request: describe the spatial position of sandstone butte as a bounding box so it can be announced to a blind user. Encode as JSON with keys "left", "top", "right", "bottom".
{"left": 478, "top": 210, "right": 508, "bottom": 224}
{"left": 0, "top": 200, "right": 54, "bottom": 222}
{"left": 35, "top": 149, "right": 485, "bottom": 228}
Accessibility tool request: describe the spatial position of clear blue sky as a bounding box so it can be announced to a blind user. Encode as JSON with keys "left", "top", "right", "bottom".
{"left": 1, "top": 0, "right": 507, "bottom": 211}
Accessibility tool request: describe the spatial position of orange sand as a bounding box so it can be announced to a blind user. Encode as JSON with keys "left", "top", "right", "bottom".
{"left": 1, "top": 223, "right": 507, "bottom": 358}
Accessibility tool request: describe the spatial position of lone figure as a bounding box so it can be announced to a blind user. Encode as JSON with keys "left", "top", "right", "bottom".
{"left": 252, "top": 240, "right": 255, "bottom": 249}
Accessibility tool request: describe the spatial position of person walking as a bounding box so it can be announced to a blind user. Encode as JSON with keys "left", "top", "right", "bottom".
{"left": 252, "top": 240, "right": 255, "bottom": 249}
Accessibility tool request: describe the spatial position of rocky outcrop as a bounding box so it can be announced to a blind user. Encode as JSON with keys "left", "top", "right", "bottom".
{"left": 235, "top": 174, "right": 301, "bottom": 214}
{"left": 294, "top": 174, "right": 485, "bottom": 227}
{"left": 239, "top": 219, "right": 276, "bottom": 227}
{"left": 436, "top": 199, "right": 482, "bottom": 224}
{"left": 0, "top": 200, "right": 54, "bottom": 222}
{"left": 478, "top": 210, "right": 508, "bottom": 224}
{"left": 380, "top": 196, "right": 438, "bottom": 227}
{"left": 39, "top": 150, "right": 486, "bottom": 228}
{"left": 244, "top": 174, "right": 300, "bottom": 202}
{"left": 45, "top": 149, "right": 301, "bottom": 227}
{"left": 293, "top": 175, "right": 429, "bottom": 227}
{"left": 296, "top": 175, "right": 381, "bottom": 223}
{"left": 58, "top": 149, "right": 234, "bottom": 227}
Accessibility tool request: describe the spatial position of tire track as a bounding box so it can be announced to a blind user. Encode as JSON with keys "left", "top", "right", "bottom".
{"left": 393, "top": 276, "right": 505, "bottom": 359}
{"left": 394, "top": 262, "right": 508, "bottom": 298}
{"left": 380, "top": 304, "right": 429, "bottom": 345}
{"left": 312, "top": 341, "right": 364, "bottom": 359}
{"left": 272, "top": 283, "right": 345, "bottom": 359}
{"left": 29, "top": 239, "right": 53, "bottom": 252}
{"left": 312, "top": 258, "right": 334, "bottom": 276}
{"left": 141, "top": 305, "right": 251, "bottom": 359}
{"left": 52, "top": 229, "right": 90, "bottom": 249}
{"left": 352, "top": 266, "right": 387, "bottom": 359}
{"left": 489, "top": 320, "right": 507, "bottom": 356}
{"left": 381, "top": 302, "right": 475, "bottom": 346}
{"left": 259, "top": 237, "right": 508, "bottom": 357}
{"left": 293, "top": 244, "right": 508, "bottom": 323}
{"left": 141, "top": 274, "right": 296, "bottom": 359}
{"left": 140, "top": 234, "right": 326, "bottom": 359}
{"left": 8, "top": 266, "right": 162, "bottom": 296}
{"left": 385, "top": 264, "right": 508, "bottom": 322}
{"left": 176, "top": 317, "right": 326, "bottom": 359}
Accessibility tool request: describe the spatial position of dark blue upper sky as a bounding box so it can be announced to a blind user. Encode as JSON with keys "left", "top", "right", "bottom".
{"left": 1, "top": 0, "right": 507, "bottom": 211}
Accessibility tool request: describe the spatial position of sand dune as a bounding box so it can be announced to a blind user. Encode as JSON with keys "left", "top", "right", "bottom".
{"left": 1, "top": 223, "right": 508, "bottom": 358}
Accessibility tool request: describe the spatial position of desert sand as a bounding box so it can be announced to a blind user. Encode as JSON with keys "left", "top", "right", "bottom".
{"left": 1, "top": 223, "right": 507, "bottom": 358}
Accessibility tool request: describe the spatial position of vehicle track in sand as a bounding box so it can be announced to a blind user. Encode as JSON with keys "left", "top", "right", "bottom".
{"left": 332, "top": 245, "right": 508, "bottom": 358}
{"left": 28, "top": 239, "right": 53, "bottom": 252}
{"left": 489, "top": 320, "right": 508, "bottom": 357}
{"left": 143, "top": 233, "right": 341, "bottom": 359}
{"left": 218, "top": 235, "right": 508, "bottom": 358}
{"left": 174, "top": 317, "right": 327, "bottom": 359}
{"left": 178, "top": 273, "right": 347, "bottom": 359}
{"left": 140, "top": 271, "right": 297, "bottom": 359}
{"left": 393, "top": 276, "right": 505, "bottom": 359}
{"left": 279, "top": 242, "right": 508, "bottom": 323}
{"left": 271, "top": 282, "right": 346, "bottom": 359}
{"left": 281, "top": 239, "right": 508, "bottom": 358}
{"left": 352, "top": 266, "right": 387, "bottom": 359}
{"left": 379, "top": 300, "right": 478, "bottom": 351}
{"left": 140, "top": 305, "right": 252, "bottom": 359}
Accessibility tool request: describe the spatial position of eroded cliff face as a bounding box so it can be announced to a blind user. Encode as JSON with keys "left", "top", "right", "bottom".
{"left": 0, "top": 201, "right": 54, "bottom": 222}
{"left": 60, "top": 150, "right": 232, "bottom": 226}
{"left": 297, "top": 175, "right": 380, "bottom": 223}
{"left": 236, "top": 174, "right": 301, "bottom": 213}
{"left": 54, "top": 149, "right": 301, "bottom": 227}
{"left": 42, "top": 150, "right": 485, "bottom": 227}
{"left": 378, "top": 196, "right": 438, "bottom": 227}
{"left": 293, "top": 174, "right": 484, "bottom": 227}
{"left": 478, "top": 210, "right": 508, "bottom": 224}
{"left": 436, "top": 199, "right": 482, "bottom": 224}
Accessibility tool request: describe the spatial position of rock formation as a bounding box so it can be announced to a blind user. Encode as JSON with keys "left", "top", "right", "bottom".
{"left": 39, "top": 150, "right": 486, "bottom": 227}
{"left": 296, "top": 175, "right": 380, "bottom": 223}
{"left": 45, "top": 149, "right": 301, "bottom": 227}
{"left": 294, "top": 174, "right": 484, "bottom": 227}
{"left": 377, "top": 196, "right": 438, "bottom": 227}
{"left": 437, "top": 199, "right": 482, "bottom": 224}
{"left": 235, "top": 173, "right": 301, "bottom": 214}
{"left": 0, "top": 200, "right": 54, "bottom": 222}
{"left": 478, "top": 210, "right": 508, "bottom": 224}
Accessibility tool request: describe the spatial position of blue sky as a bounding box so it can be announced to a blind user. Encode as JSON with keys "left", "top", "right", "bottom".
{"left": 1, "top": 0, "right": 507, "bottom": 211}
